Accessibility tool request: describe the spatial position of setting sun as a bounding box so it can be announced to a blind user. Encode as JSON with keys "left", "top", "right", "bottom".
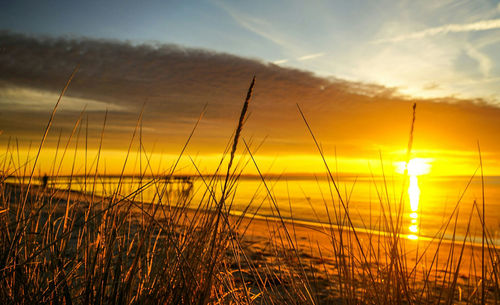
{"left": 395, "top": 158, "right": 432, "bottom": 176}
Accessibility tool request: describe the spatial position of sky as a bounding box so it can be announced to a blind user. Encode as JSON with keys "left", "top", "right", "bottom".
{"left": 2, "top": 0, "right": 500, "bottom": 99}
{"left": 1, "top": 0, "right": 500, "bottom": 176}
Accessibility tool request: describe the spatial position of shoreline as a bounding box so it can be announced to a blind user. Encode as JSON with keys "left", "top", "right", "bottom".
{"left": 7, "top": 180, "right": 497, "bottom": 250}
{"left": 6, "top": 181, "right": 495, "bottom": 278}
{"left": 3, "top": 181, "right": 498, "bottom": 303}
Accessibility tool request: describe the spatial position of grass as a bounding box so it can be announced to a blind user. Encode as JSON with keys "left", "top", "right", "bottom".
{"left": 0, "top": 75, "right": 499, "bottom": 304}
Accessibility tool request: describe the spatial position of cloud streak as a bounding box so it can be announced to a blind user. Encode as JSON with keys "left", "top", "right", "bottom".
{"left": 297, "top": 52, "right": 325, "bottom": 61}
{"left": 374, "top": 18, "right": 500, "bottom": 43}
{"left": 216, "top": 1, "right": 290, "bottom": 48}
{"left": 272, "top": 52, "right": 326, "bottom": 66}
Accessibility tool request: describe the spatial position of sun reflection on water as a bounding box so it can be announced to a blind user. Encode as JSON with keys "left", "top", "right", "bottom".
{"left": 396, "top": 158, "right": 431, "bottom": 241}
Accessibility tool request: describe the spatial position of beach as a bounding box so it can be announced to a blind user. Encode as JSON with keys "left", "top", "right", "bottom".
{"left": 2, "top": 180, "right": 498, "bottom": 304}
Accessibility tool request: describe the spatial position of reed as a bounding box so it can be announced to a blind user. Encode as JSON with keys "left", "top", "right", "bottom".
{"left": 0, "top": 74, "right": 498, "bottom": 304}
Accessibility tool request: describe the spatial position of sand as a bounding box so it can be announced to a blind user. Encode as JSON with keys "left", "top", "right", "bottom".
{"left": 3, "top": 182, "right": 498, "bottom": 303}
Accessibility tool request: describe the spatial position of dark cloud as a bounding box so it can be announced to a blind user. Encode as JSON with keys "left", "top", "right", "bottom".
{"left": 1, "top": 31, "right": 500, "bottom": 158}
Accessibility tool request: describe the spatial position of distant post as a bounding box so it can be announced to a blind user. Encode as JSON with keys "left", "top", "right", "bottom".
{"left": 42, "top": 174, "right": 48, "bottom": 189}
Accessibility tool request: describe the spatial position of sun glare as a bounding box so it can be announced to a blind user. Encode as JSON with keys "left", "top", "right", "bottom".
{"left": 395, "top": 158, "right": 432, "bottom": 176}
{"left": 396, "top": 158, "right": 432, "bottom": 241}
{"left": 408, "top": 176, "right": 420, "bottom": 212}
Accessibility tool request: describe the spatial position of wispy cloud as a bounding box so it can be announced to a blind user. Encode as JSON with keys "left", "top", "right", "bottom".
{"left": 0, "top": 85, "right": 125, "bottom": 112}
{"left": 214, "top": 1, "right": 289, "bottom": 48}
{"left": 464, "top": 44, "right": 492, "bottom": 77}
{"left": 297, "top": 52, "right": 325, "bottom": 61}
{"left": 374, "top": 18, "right": 500, "bottom": 43}
{"left": 272, "top": 59, "right": 289, "bottom": 65}
{"left": 272, "top": 52, "right": 326, "bottom": 65}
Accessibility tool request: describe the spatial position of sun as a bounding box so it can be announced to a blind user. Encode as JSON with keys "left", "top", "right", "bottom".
{"left": 395, "top": 158, "right": 432, "bottom": 176}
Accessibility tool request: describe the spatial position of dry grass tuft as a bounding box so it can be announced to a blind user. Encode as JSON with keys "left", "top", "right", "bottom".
{"left": 0, "top": 75, "right": 498, "bottom": 304}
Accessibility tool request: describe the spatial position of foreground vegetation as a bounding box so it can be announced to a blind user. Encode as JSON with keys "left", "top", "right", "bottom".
{"left": 0, "top": 76, "right": 499, "bottom": 304}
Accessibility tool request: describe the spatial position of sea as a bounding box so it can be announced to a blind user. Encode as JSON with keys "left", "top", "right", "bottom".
{"left": 12, "top": 174, "right": 500, "bottom": 245}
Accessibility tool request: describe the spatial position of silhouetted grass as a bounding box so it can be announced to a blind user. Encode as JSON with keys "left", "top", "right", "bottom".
{"left": 0, "top": 75, "right": 498, "bottom": 304}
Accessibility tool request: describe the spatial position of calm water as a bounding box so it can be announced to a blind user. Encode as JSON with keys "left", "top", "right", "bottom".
{"left": 17, "top": 174, "right": 500, "bottom": 244}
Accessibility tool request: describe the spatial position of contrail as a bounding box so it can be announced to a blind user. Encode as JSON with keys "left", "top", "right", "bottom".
{"left": 374, "top": 18, "right": 500, "bottom": 43}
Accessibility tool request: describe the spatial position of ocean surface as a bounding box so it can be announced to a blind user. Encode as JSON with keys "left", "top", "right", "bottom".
{"left": 14, "top": 174, "right": 500, "bottom": 245}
